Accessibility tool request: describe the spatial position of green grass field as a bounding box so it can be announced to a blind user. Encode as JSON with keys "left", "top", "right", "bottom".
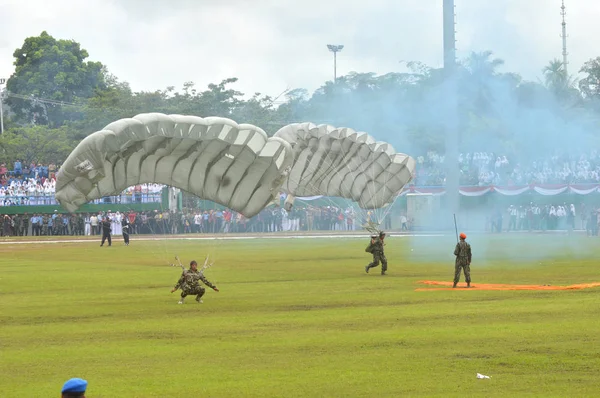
{"left": 1, "top": 234, "right": 600, "bottom": 397}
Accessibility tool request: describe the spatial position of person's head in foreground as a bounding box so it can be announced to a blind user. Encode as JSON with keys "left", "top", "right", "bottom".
{"left": 61, "top": 378, "right": 87, "bottom": 398}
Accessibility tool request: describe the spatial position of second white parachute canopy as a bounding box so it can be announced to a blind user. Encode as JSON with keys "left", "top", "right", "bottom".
{"left": 55, "top": 113, "right": 294, "bottom": 218}
{"left": 274, "top": 122, "right": 416, "bottom": 210}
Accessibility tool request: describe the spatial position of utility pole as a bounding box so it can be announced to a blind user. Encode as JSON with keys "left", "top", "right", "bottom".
{"left": 0, "top": 78, "right": 5, "bottom": 134}
{"left": 327, "top": 44, "right": 344, "bottom": 83}
{"left": 560, "top": 0, "right": 569, "bottom": 75}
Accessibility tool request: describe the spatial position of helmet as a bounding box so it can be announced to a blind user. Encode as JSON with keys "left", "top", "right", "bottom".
{"left": 379, "top": 231, "right": 386, "bottom": 237}
{"left": 459, "top": 233, "right": 467, "bottom": 239}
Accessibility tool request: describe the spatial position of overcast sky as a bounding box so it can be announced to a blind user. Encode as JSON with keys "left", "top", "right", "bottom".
{"left": 1, "top": 0, "right": 598, "bottom": 99}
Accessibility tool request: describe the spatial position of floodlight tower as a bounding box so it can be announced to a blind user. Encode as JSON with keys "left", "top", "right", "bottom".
{"left": 443, "top": 0, "right": 460, "bottom": 220}
{"left": 560, "top": 0, "right": 569, "bottom": 75}
{"left": 327, "top": 44, "right": 344, "bottom": 83}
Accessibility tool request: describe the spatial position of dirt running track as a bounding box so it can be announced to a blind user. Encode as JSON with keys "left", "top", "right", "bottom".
{"left": 416, "top": 280, "right": 600, "bottom": 291}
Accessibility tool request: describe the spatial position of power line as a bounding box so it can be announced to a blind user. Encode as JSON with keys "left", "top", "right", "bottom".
{"left": 5, "top": 92, "right": 84, "bottom": 108}
{"left": 4, "top": 91, "right": 291, "bottom": 109}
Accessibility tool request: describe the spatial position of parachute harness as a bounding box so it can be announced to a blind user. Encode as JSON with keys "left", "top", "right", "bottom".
{"left": 173, "top": 255, "right": 214, "bottom": 276}
{"left": 363, "top": 221, "right": 383, "bottom": 236}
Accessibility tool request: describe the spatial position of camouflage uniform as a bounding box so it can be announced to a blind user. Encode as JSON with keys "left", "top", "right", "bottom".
{"left": 74, "top": 215, "right": 83, "bottom": 235}
{"left": 54, "top": 215, "right": 62, "bottom": 235}
{"left": 41, "top": 215, "right": 49, "bottom": 236}
{"left": 14, "top": 215, "right": 23, "bottom": 236}
{"left": 453, "top": 239, "right": 472, "bottom": 287}
{"left": 173, "top": 268, "right": 218, "bottom": 303}
{"left": 22, "top": 215, "right": 29, "bottom": 236}
{"left": 365, "top": 233, "right": 388, "bottom": 275}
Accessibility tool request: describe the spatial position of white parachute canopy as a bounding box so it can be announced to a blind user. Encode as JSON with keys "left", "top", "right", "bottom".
{"left": 273, "top": 122, "right": 416, "bottom": 210}
{"left": 55, "top": 113, "right": 294, "bottom": 218}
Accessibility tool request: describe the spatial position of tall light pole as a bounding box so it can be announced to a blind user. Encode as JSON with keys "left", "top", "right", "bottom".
{"left": 327, "top": 44, "right": 344, "bottom": 83}
{"left": 0, "top": 78, "right": 5, "bottom": 134}
{"left": 560, "top": 0, "right": 569, "bottom": 75}
{"left": 443, "top": 0, "right": 460, "bottom": 225}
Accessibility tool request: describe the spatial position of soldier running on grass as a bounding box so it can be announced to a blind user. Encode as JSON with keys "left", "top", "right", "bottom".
{"left": 365, "top": 231, "right": 388, "bottom": 275}
{"left": 453, "top": 232, "right": 472, "bottom": 288}
{"left": 171, "top": 260, "right": 219, "bottom": 304}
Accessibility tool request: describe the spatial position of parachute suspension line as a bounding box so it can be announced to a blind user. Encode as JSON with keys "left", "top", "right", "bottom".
{"left": 206, "top": 199, "right": 222, "bottom": 264}
{"left": 284, "top": 136, "right": 372, "bottom": 231}
{"left": 159, "top": 194, "right": 176, "bottom": 265}
{"left": 148, "top": 197, "right": 172, "bottom": 267}
{"left": 320, "top": 139, "right": 373, "bottom": 229}
{"left": 282, "top": 139, "right": 357, "bottom": 229}
{"left": 288, "top": 136, "right": 362, "bottom": 230}
{"left": 358, "top": 142, "right": 403, "bottom": 231}
{"left": 366, "top": 149, "right": 387, "bottom": 229}
{"left": 355, "top": 149, "right": 392, "bottom": 230}
{"left": 378, "top": 150, "right": 403, "bottom": 225}
{"left": 317, "top": 137, "right": 377, "bottom": 230}
{"left": 283, "top": 172, "right": 350, "bottom": 231}
{"left": 127, "top": 194, "right": 172, "bottom": 267}
{"left": 188, "top": 198, "right": 224, "bottom": 268}
{"left": 278, "top": 123, "right": 412, "bottom": 234}
{"left": 361, "top": 149, "right": 381, "bottom": 227}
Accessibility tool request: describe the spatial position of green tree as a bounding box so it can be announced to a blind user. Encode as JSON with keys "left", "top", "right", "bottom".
{"left": 459, "top": 51, "right": 505, "bottom": 114}
{"left": 232, "top": 93, "right": 280, "bottom": 134}
{"left": 194, "top": 78, "right": 244, "bottom": 117}
{"left": 579, "top": 56, "right": 600, "bottom": 100}
{"left": 0, "top": 125, "right": 75, "bottom": 165}
{"left": 274, "top": 88, "right": 310, "bottom": 128}
{"left": 542, "top": 59, "right": 581, "bottom": 106}
{"left": 6, "top": 31, "right": 106, "bottom": 127}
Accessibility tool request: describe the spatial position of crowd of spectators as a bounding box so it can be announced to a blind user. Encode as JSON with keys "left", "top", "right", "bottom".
{"left": 0, "top": 160, "right": 163, "bottom": 206}
{"left": 485, "top": 202, "right": 600, "bottom": 236}
{"left": 0, "top": 205, "right": 398, "bottom": 237}
{"left": 413, "top": 151, "right": 600, "bottom": 186}
{"left": 4, "top": 151, "right": 600, "bottom": 207}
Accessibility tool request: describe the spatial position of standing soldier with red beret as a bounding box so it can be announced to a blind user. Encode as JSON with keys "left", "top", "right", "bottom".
{"left": 453, "top": 232, "right": 472, "bottom": 288}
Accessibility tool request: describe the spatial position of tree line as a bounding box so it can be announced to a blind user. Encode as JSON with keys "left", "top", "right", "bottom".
{"left": 1, "top": 31, "right": 600, "bottom": 167}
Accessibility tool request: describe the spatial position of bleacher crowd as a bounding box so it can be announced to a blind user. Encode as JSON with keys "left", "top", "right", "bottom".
{"left": 4, "top": 151, "right": 600, "bottom": 206}
{"left": 414, "top": 151, "right": 600, "bottom": 186}
{"left": 0, "top": 160, "right": 163, "bottom": 206}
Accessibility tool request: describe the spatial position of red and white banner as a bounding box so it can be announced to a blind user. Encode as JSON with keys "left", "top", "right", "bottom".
{"left": 569, "top": 184, "right": 600, "bottom": 195}
{"left": 491, "top": 185, "right": 531, "bottom": 196}
{"left": 401, "top": 183, "right": 600, "bottom": 197}
{"left": 294, "top": 183, "right": 600, "bottom": 201}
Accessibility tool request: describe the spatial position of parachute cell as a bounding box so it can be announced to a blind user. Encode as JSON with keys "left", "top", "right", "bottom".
{"left": 55, "top": 113, "right": 294, "bottom": 218}
{"left": 273, "top": 123, "right": 416, "bottom": 210}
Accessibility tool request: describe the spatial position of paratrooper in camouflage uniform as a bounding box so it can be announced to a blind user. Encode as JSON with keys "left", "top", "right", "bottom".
{"left": 365, "top": 231, "right": 388, "bottom": 275}
{"left": 171, "top": 260, "right": 219, "bottom": 304}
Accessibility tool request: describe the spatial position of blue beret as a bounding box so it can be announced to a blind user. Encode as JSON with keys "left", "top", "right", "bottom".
{"left": 61, "top": 378, "right": 87, "bottom": 393}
